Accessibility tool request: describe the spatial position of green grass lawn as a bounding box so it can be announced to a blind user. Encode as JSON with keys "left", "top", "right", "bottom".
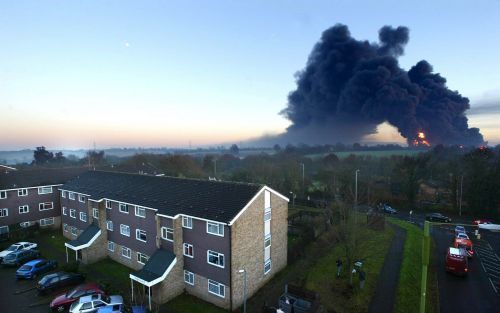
{"left": 388, "top": 218, "right": 439, "bottom": 313}
{"left": 161, "top": 294, "right": 227, "bottom": 313}
{"left": 304, "top": 224, "right": 395, "bottom": 313}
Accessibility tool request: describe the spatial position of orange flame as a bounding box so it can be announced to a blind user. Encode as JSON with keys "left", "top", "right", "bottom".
{"left": 412, "top": 131, "right": 430, "bottom": 147}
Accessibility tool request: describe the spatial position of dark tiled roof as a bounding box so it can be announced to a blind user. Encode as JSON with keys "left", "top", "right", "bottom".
{"left": 0, "top": 167, "right": 88, "bottom": 190}
{"left": 66, "top": 224, "right": 100, "bottom": 249}
{"left": 62, "top": 171, "right": 263, "bottom": 223}
{"left": 131, "top": 249, "right": 176, "bottom": 284}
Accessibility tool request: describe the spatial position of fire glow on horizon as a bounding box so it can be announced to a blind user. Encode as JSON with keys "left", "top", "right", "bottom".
{"left": 412, "top": 131, "right": 431, "bottom": 147}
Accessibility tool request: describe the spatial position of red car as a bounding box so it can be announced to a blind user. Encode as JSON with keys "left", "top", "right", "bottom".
{"left": 50, "top": 282, "right": 105, "bottom": 312}
{"left": 445, "top": 247, "right": 468, "bottom": 276}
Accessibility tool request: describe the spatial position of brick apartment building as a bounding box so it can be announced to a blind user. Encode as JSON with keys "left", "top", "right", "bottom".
{"left": 59, "top": 171, "right": 289, "bottom": 311}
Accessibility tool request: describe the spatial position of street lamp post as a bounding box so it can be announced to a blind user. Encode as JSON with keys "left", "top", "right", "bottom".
{"left": 289, "top": 192, "right": 296, "bottom": 208}
{"left": 459, "top": 175, "right": 463, "bottom": 216}
{"left": 300, "top": 163, "right": 305, "bottom": 191}
{"left": 355, "top": 169, "right": 360, "bottom": 209}
{"left": 238, "top": 269, "right": 247, "bottom": 313}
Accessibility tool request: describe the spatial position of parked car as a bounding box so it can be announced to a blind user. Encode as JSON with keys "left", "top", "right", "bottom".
{"left": 38, "top": 272, "right": 85, "bottom": 295}
{"left": 478, "top": 223, "right": 500, "bottom": 231}
{"left": 456, "top": 232, "right": 469, "bottom": 240}
{"left": 2, "top": 249, "right": 40, "bottom": 266}
{"left": 454, "top": 237, "right": 474, "bottom": 258}
{"left": 425, "top": 213, "right": 451, "bottom": 223}
{"left": 16, "top": 259, "right": 57, "bottom": 279}
{"left": 445, "top": 247, "right": 468, "bottom": 276}
{"left": 69, "top": 294, "right": 124, "bottom": 313}
{"left": 472, "top": 219, "right": 493, "bottom": 225}
{"left": 0, "top": 241, "right": 38, "bottom": 262}
{"left": 50, "top": 282, "right": 106, "bottom": 312}
{"left": 383, "top": 204, "right": 398, "bottom": 214}
{"left": 97, "top": 304, "right": 124, "bottom": 313}
{"left": 454, "top": 225, "right": 466, "bottom": 237}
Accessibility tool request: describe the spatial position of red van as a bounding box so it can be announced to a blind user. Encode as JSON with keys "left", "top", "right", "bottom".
{"left": 445, "top": 247, "right": 468, "bottom": 276}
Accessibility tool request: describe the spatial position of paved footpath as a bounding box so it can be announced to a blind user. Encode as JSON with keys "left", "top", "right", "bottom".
{"left": 368, "top": 224, "right": 406, "bottom": 313}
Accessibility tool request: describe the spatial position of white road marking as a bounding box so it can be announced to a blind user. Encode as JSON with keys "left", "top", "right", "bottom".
{"left": 489, "top": 277, "right": 498, "bottom": 294}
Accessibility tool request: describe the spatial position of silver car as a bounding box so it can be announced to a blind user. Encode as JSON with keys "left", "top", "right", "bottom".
{"left": 69, "top": 294, "right": 123, "bottom": 313}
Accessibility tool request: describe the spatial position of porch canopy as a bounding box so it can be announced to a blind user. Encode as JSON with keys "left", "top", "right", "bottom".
{"left": 64, "top": 224, "right": 101, "bottom": 261}
{"left": 130, "top": 249, "right": 177, "bottom": 310}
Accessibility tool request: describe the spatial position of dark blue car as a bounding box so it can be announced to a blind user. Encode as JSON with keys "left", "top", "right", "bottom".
{"left": 16, "top": 259, "right": 57, "bottom": 279}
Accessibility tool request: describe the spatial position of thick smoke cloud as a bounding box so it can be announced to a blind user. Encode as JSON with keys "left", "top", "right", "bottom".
{"left": 279, "top": 24, "right": 484, "bottom": 146}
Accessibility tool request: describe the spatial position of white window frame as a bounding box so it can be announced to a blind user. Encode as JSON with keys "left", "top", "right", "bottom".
{"left": 206, "top": 222, "right": 224, "bottom": 237}
{"left": 184, "top": 270, "right": 194, "bottom": 285}
{"left": 63, "top": 223, "right": 69, "bottom": 232}
{"left": 137, "top": 252, "right": 149, "bottom": 265}
{"left": 264, "top": 207, "right": 271, "bottom": 222}
{"left": 38, "top": 186, "right": 53, "bottom": 195}
{"left": 120, "top": 224, "right": 130, "bottom": 237}
{"left": 62, "top": 206, "right": 67, "bottom": 215}
{"left": 161, "top": 227, "right": 174, "bottom": 242}
{"left": 182, "top": 216, "right": 193, "bottom": 229}
{"left": 0, "top": 191, "right": 7, "bottom": 199}
{"left": 20, "top": 221, "right": 32, "bottom": 228}
{"left": 0, "top": 208, "right": 8, "bottom": 217}
{"left": 93, "top": 208, "right": 99, "bottom": 219}
{"left": 264, "top": 259, "right": 272, "bottom": 274}
{"left": 121, "top": 246, "right": 131, "bottom": 259}
{"left": 106, "top": 200, "right": 111, "bottom": 209}
{"left": 208, "top": 279, "right": 225, "bottom": 298}
{"left": 136, "top": 229, "right": 147, "bottom": 242}
{"left": 265, "top": 234, "right": 271, "bottom": 249}
{"left": 18, "top": 189, "right": 28, "bottom": 197}
{"left": 108, "top": 241, "right": 115, "bottom": 252}
{"left": 39, "top": 202, "right": 54, "bottom": 211}
{"left": 78, "top": 194, "right": 86, "bottom": 203}
{"left": 61, "top": 190, "right": 66, "bottom": 198}
{"left": 40, "top": 217, "right": 54, "bottom": 226}
{"left": 71, "top": 226, "right": 78, "bottom": 236}
{"left": 70, "top": 209, "right": 76, "bottom": 218}
{"left": 106, "top": 220, "right": 113, "bottom": 231}
{"left": 183, "top": 243, "right": 194, "bottom": 258}
{"left": 69, "top": 192, "right": 75, "bottom": 200}
{"left": 119, "top": 203, "right": 129, "bottom": 214}
{"left": 135, "top": 206, "right": 146, "bottom": 218}
{"left": 19, "top": 205, "right": 29, "bottom": 214}
{"left": 207, "top": 250, "right": 225, "bottom": 268}
{"left": 80, "top": 212, "right": 87, "bottom": 222}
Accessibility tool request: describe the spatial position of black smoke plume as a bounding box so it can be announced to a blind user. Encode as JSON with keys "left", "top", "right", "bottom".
{"left": 278, "top": 24, "right": 484, "bottom": 146}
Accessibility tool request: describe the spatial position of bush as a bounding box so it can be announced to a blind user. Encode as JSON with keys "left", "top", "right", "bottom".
{"left": 61, "top": 261, "right": 79, "bottom": 273}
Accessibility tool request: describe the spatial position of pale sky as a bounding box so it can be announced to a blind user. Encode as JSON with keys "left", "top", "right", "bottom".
{"left": 1, "top": 0, "right": 499, "bottom": 150}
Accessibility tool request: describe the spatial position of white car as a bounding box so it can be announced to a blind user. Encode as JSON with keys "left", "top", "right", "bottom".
{"left": 69, "top": 294, "right": 123, "bottom": 313}
{"left": 479, "top": 223, "right": 500, "bottom": 232}
{"left": 0, "top": 242, "right": 38, "bottom": 262}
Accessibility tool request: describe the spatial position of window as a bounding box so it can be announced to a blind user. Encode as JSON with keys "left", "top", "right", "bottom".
{"left": 207, "top": 250, "right": 224, "bottom": 268}
{"left": 0, "top": 225, "right": 8, "bottom": 235}
{"left": 70, "top": 209, "right": 76, "bottom": 218}
{"left": 161, "top": 227, "right": 173, "bottom": 241}
{"left": 182, "top": 216, "right": 193, "bottom": 229}
{"left": 78, "top": 194, "right": 86, "bottom": 203}
{"left": 40, "top": 217, "right": 54, "bottom": 226}
{"left": 38, "top": 186, "right": 53, "bottom": 194}
{"left": 71, "top": 227, "right": 78, "bottom": 236}
{"left": 18, "top": 189, "right": 28, "bottom": 197}
{"left": 0, "top": 191, "right": 6, "bottom": 199}
{"left": 80, "top": 212, "right": 87, "bottom": 222}
{"left": 63, "top": 223, "right": 69, "bottom": 232}
{"left": 20, "top": 221, "right": 32, "bottom": 228}
{"left": 69, "top": 192, "right": 75, "bottom": 200}
{"left": 62, "top": 206, "right": 67, "bottom": 215}
{"left": 106, "top": 200, "right": 111, "bottom": 209}
{"left": 207, "top": 222, "right": 224, "bottom": 236}
{"left": 264, "top": 207, "right": 271, "bottom": 236}
{"left": 135, "top": 206, "right": 146, "bottom": 218}
{"left": 184, "top": 270, "right": 194, "bottom": 285}
{"left": 208, "top": 280, "right": 225, "bottom": 298}
{"left": 61, "top": 190, "right": 66, "bottom": 198}
{"left": 265, "top": 234, "right": 271, "bottom": 261}
{"left": 19, "top": 205, "right": 29, "bottom": 214}
{"left": 119, "top": 203, "right": 129, "bottom": 213}
{"left": 264, "top": 259, "right": 272, "bottom": 274}
{"left": 120, "top": 224, "right": 130, "bottom": 237}
{"left": 183, "top": 243, "right": 193, "bottom": 258}
{"left": 92, "top": 208, "right": 99, "bottom": 219}
{"left": 264, "top": 207, "right": 271, "bottom": 222}
{"left": 136, "top": 229, "right": 147, "bottom": 242}
{"left": 39, "top": 202, "right": 54, "bottom": 211}
{"left": 265, "top": 234, "right": 271, "bottom": 249}
{"left": 0, "top": 208, "right": 7, "bottom": 218}
{"left": 108, "top": 241, "right": 115, "bottom": 252}
{"left": 265, "top": 190, "right": 271, "bottom": 208}
{"left": 121, "top": 246, "right": 131, "bottom": 259}
{"left": 106, "top": 220, "right": 113, "bottom": 231}
{"left": 137, "top": 252, "right": 149, "bottom": 265}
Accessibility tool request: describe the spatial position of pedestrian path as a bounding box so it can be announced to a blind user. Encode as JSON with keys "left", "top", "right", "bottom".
{"left": 368, "top": 224, "right": 406, "bottom": 313}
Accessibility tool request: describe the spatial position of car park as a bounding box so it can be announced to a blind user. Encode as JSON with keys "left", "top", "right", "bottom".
{"left": 454, "top": 225, "right": 466, "bottom": 236}
{"left": 38, "top": 272, "right": 85, "bottom": 295}
{"left": 50, "top": 282, "right": 106, "bottom": 312}
{"left": 1, "top": 249, "right": 40, "bottom": 266}
{"left": 69, "top": 294, "right": 124, "bottom": 313}
{"left": 0, "top": 241, "right": 38, "bottom": 262}
{"left": 16, "top": 259, "right": 57, "bottom": 279}
{"left": 445, "top": 247, "right": 468, "bottom": 276}
{"left": 425, "top": 213, "right": 451, "bottom": 223}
